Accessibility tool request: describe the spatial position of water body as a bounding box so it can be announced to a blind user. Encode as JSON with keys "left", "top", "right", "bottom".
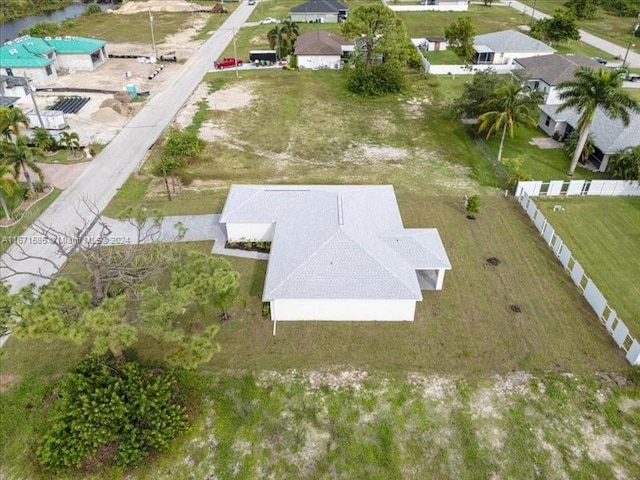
{"left": 1, "top": 3, "right": 114, "bottom": 43}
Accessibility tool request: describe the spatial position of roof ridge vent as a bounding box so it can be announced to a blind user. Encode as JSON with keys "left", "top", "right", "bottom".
{"left": 337, "top": 194, "right": 344, "bottom": 225}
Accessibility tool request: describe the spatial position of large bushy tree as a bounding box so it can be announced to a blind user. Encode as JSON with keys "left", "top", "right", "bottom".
{"left": 37, "top": 357, "right": 188, "bottom": 471}
{"left": 454, "top": 70, "right": 511, "bottom": 119}
{"left": 608, "top": 145, "right": 640, "bottom": 180}
{"left": 444, "top": 16, "right": 476, "bottom": 62}
{"left": 531, "top": 9, "right": 581, "bottom": 45}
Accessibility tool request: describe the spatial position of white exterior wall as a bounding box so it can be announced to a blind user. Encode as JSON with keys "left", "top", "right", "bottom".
{"left": 1, "top": 66, "right": 57, "bottom": 87}
{"left": 387, "top": 1, "right": 468, "bottom": 12}
{"left": 298, "top": 54, "right": 342, "bottom": 69}
{"left": 55, "top": 53, "right": 101, "bottom": 73}
{"left": 290, "top": 13, "right": 339, "bottom": 23}
{"left": 226, "top": 222, "right": 275, "bottom": 242}
{"left": 538, "top": 113, "right": 566, "bottom": 137}
{"left": 489, "top": 51, "right": 552, "bottom": 66}
{"left": 544, "top": 86, "right": 563, "bottom": 105}
{"left": 271, "top": 298, "right": 417, "bottom": 321}
{"left": 426, "top": 63, "right": 514, "bottom": 75}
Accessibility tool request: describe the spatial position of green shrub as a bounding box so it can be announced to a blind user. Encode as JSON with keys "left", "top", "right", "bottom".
{"left": 466, "top": 195, "right": 481, "bottom": 214}
{"left": 37, "top": 357, "right": 188, "bottom": 472}
{"left": 347, "top": 63, "right": 405, "bottom": 97}
{"left": 19, "top": 21, "right": 60, "bottom": 37}
{"left": 82, "top": 4, "right": 102, "bottom": 16}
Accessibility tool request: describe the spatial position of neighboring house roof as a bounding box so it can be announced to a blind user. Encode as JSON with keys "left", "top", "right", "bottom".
{"left": 0, "top": 36, "right": 54, "bottom": 68}
{"left": 0, "top": 35, "right": 105, "bottom": 69}
{"left": 540, "top": 104, "right": 640, "bottom": 154}
{"left": 290, "top": 0, "right": 348, "bottom": 13}
{"left": 473, "top": 29, "right": 555, "bottom": 54}
{"left": 294, "top": 30, "right": 350, "bottom": 56}
{"left": 45, "top": 36, "right": 106, "bottom": 55}
{"left": 515, "top": 54, "right": 600, "bottom": 86}
{"left": 220, "top": 185, "right": 451, "bottom": 301}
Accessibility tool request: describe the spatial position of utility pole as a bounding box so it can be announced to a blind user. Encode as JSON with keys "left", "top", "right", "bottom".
{"left": 233, "top": 27, "right": 239, "bottom": 78}
{"left": 21, "top": 78, "right": 44, "bottom": 129}
{"left": 622, "top": 14, "right": 640, "bottom": 67}
{"left": 149, "top": 9, "right": 158, "bottom": 60}
{"left": 530, "top": 0, "right": 538, "bottom": 26}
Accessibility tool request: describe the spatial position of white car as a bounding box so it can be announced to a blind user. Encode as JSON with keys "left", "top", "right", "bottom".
{"left": 260, "top": 17, "right": 278, "bottom": 24}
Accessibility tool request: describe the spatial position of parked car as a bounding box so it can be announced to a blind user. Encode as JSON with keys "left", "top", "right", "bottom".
{"left": 248, "top": 0, "right": 256, "bottom": 4}
{"left": 214, "top": 57, "right": 243, "bottom": 69}
{"left": 627, "top": 73, "right": 640, "bottom": 82}
{"left": 260, "top": 17, "right": 278, "bottom": 24}
{"left": 592, "top": 57, "right": 608, "bottom": 65}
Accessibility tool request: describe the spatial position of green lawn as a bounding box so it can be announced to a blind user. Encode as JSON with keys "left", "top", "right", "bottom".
{"left": 520, "top": 0, "right": 640, "bottom": 52}
{"left": 0, "top": 188, "right": 61, "bottom": 255}
{"left": 482, "top": 124, "right": 608, "bottom": 181}
{"left": 424, "top": 48, "right": 463, "bottom": 64}
{"left": 537, "top": 196, "right": 640, "bottom": 334}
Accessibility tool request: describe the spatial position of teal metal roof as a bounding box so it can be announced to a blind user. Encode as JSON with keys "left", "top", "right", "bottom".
{"left": 0, "top": 35, "right": 105, "bottom": 69}
{"left": 0, "top": 37, "right": 54, "bottom": 68}
{"left": 45, "top": 36, "right": 106, "bottom": 55}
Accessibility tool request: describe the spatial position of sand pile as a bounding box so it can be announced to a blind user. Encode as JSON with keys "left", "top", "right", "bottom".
{"left": 114, "top": 0, "right": 204, "bottom": 14}
{"left": 92, "top": 107, "right": 125, "bottom": 124}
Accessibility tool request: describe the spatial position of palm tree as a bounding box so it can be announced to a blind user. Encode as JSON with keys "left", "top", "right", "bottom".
{"left": 267, "top": 21, "right": 299, "bottom": 59}
{"left": 557, "top": 67, "right": 640, "bottom": 176}
{"left": 33, "top": 127, "right": 57, "bottom": 153}
{"left": 60, "top": 131, "right": 81, "bottom": 159}
{"left": 0, "top": 163, "right": 19, "bottom": 220}
{"left": 477, "top": 82, "right": 540, "bottom": 163}
{"left": 607, "top": 146, "right": 640, "bottom": 181}
{"left": 0, "top": 137, "right": 44, "bottom": 194}
{"left": 0, "top": 107, "right": 29, "bottom": 141}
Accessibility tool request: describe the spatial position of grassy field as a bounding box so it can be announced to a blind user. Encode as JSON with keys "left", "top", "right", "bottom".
{"left": 0, "top": 188, "right": 61, "bottom": 255}
{"left": 520, "top": 0, "right": 640, "bottom": 51}
{"left": 537, "top": 196, "right": 640, "bottom": 333}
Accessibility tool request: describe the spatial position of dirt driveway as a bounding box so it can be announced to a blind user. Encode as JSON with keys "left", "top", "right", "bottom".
{"left": 30, "top": 162, "right": 90, "bottom": 190}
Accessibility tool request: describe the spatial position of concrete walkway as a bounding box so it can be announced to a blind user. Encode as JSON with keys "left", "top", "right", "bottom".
{"left": 506, "top": 0, "right": 640, "bottom": 68}
{"left": 91, "top": 215, "right": 269, "bottom": 260}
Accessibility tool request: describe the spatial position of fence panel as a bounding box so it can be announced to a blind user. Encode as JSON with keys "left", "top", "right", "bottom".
{"left": 570, "top": 262, "right": 585, "bottom": 288}
{"left": 626, "top": 340, "right": 640, "bottom": 365}
{"left": 606, "top": 309, "right": 618, "bottom": 332}
{"left": 534, "top": 212, "right": 546, "bottom": 233}
{"left": 566, "top": 180, "right": 586, "bottom": 196}
{"left": 548, "top": 181, "right": 564, "bottom": 196}
{"left": 583, "top": 280, "right": 608, "bottom": 319}
{"left": 542, "top": 224, "right": 554, "bottom": 245}
{"left": 613, "top": 321, "right": 630, "bottom": 348}
{"left": 558, "top": 244, "right": 572, "bottom": 268}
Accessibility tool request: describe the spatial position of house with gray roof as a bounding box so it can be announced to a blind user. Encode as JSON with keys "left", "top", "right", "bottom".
{"left": 290, "top": 0, "right": 348, "bottom": 23}
{"left": 294, "top": 30, "right": 353, "bottom": 69}
{"left": 473, "top": 30, "right": 555, "bottom": 66}
{"left": 515, "top": 54, "right": 600, "bottom": 104}
{"left": 538, "top": 104, "right": 640, "bottom": 172}
{"left": 220, "top": 185, "right": 451, "bottom": 323}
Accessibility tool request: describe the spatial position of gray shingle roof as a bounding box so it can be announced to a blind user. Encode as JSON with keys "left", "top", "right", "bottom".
{"left": 473, "top": 29, "right": 555, "bottom": 55}
{"left": 541, "top": 104, "right": 640, "bottom": 154}
{"left": 515, "top": 54, "right": 600, "bottom": 86}
{"left": 290, "top": 0, "right": 348, "bottom": 14}
{"left": 294, "top": 30, "right": 349, "bottom": 56}
{"left": 220, "top": 185, "right": 451, "bottom": 301}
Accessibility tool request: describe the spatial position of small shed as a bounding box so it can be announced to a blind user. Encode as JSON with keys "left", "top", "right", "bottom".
{"left": 27, "top": 110, "right": 67, "bottom": 130}
{"left": 425, "top": 36, "right": 447, "bottom": 52}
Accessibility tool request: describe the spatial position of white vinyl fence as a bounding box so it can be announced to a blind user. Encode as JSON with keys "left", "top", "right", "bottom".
{"left": 515, "top": 188, "right": 640, "bottom": 366}
{"left": 413, "top": 44, "right": 516, "bottom": 75}
{"left": 516, "top": 180, "right": 640, "bottom": 198}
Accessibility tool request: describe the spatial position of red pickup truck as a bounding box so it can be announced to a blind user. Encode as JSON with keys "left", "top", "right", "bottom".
{"left": 214, "top": 57, "right": 243, "bottom": 69}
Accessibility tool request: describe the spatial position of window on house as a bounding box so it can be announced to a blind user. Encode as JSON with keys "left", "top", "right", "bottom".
{"left": 45, "top": 65, "right": 53, "bottom": 76}
{"left": 544, "top": 115, "right": 551, "bottom": 127}
{"left": 6, "top": 68, "right": 13, "bottom": 76}
{"left": 533, "top": 81, "right": 539, "bottom": 89}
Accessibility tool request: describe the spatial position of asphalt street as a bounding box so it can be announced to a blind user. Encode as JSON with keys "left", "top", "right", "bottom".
{"left": 0, "top": 2, "right": 257, "bottom": 291}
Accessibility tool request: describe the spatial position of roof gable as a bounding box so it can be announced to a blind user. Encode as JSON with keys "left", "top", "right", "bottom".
{"left": 291, "top": 0, "right": 348, "bottom": 13}
{"left": 1, "top": 36, "right": 54, "bottom": 68}
{"left": 221, "top": 185, "right": 451, "bottom": 301}
{"left": 516, "top": 54, "right": 600, "bottom": 85}
{"left": 294, "top": 30, "right": 349, "bottom": 56}
{"left": 474, "top": 29, "right": 555, "bottom": 55}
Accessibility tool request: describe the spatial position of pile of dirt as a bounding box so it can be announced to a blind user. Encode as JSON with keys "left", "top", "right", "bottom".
{"left": 113, "top": 0, "right": 205, "bottom": 14}
{"left": 92, "top": 107, "right": 125, "bottom": 124}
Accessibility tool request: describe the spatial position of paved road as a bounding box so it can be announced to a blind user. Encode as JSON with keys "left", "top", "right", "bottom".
{"left": 0, "top": 3, "right": 257, "bottom": 291}
{"left": 508, "top": 1, "right": 640, "bottom": 68}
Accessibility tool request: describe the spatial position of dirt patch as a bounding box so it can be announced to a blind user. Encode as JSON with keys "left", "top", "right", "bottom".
{"left": 619, "top": 398, "right": 640, "bottom": 413}
{"left": 529, "top": 137, "right": 563, "bottom": 149}
{"left": 404, "top": 97, "right": 430, "bottom": 119}
{"left": 208, "top": 83, "right": 256, "bottom": 111}
{"left": 344, "top": 144, "right": 409, "bottom": 164}
{"left": 306, "top": 370, "right": 369, "bottom": 391}
{"left": 0, "top": 375, "right": 19, "bottom": 392}
{"left": 114, "top": 0, "right": 206, "bottom": 14}
{"left": 35, "top": 162, "right": 90, "bottom": 190}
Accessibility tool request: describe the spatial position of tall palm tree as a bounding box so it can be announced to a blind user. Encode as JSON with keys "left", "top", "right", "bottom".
{"left": 267, "top": 21, "right": 299, "bottom": 59}
{"left": 0, "top": 107, "right": 29, "bottom": 141}
{"left": 0, "top": 163, "right": 19, "bottom": 220}
{"left": 33, "top": 127, "right": 57, "bottom": 153}
{"left": 557, "top": 67, "right": 640, "bottom": 176}
{"left": 477, "top": 82, "right": 540, "bottom": 163}
{"left": 60, "top": 131, "right": 81, "bottom": 158}
{"left": 0, "top": 137, "right": 44, "bottom": 194}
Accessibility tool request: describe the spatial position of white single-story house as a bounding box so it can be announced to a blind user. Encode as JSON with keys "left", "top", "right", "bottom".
{"left": 219, "top": 185, "right": 452, "bottom": 323}
{"left": 290, "top": 0, "right": 348, "bottom": 23}
{"left": 515, "top": 54, "right": 600, "bottom": 105}
{"left": 294, "top": 30, "right": 353, "bottom": 69}
{"left": 0, "top": 35, "right": 107, "bottom": 86}
{"left": 538, "top": 104, "right": 640, "bottom": 172}
{"left": 386, "top": 0, "right": 468, "bottom": 12}
{"left": 473, "top": 30, "right": 555, "bottom": 66}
